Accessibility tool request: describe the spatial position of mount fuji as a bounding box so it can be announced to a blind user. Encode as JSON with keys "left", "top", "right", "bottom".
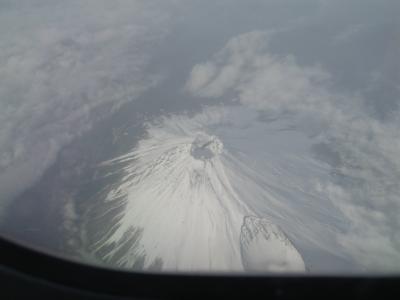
{"left": 85, "top": 106, "right": 347, "bottom": 272}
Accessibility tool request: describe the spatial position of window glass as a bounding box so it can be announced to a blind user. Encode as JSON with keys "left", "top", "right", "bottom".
{"left": 1, "top": 0, "right": 400, "bottom": 274}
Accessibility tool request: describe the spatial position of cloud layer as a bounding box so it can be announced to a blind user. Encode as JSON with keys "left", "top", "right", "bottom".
{"left": 0, "top": 1, "right": 177, "bottom": 212}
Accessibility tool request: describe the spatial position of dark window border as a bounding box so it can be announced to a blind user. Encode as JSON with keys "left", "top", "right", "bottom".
{"left": 0, "top": 236, "right": 399, "bottom": 299}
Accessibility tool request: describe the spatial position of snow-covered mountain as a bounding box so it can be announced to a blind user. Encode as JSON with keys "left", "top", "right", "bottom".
{"left": 84, "top": 106, "right": 345, "bottom": 272}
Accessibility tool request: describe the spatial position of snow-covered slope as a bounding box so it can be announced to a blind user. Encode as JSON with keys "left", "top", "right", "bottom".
{"left": 240, "top": 216, "right": 305, "bottom": 272}
{"left": 85, "top": 106, "right": 344, "bottom": 272}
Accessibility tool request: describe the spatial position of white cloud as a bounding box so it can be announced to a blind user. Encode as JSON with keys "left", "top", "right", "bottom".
{"left": 185, "top": 31, "right": 332, "bottom": 114}
{"left": 185, "top": 31, "right": 272, "bottom": 98}
{"left": 184, "top": 63, "right": 217, "bottom": 95}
